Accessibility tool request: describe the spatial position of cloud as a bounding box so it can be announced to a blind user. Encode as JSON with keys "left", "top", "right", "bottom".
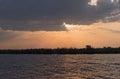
{"left": 0, "top": 30, "right": 21, "bottom": 42}
{"left": 99, "top": 27, "right": 120, "bottom": 33}
{"left": 0, "top": 0, "right": 120, "bottom": 31}
{"left": 0, "top": 20, "right": 66, "bottom": 31}
{"left": 65, "top": 22, "right": 120, "bottom": 34}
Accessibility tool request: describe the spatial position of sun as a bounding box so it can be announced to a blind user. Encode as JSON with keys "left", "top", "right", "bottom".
{"left": 63, "top": 22, "right": 76, "bottom": 31}
{"left": 88, "top": 0, "right": 98, "bottom": 6}
{"left": 63, "top": 22, "right": 84, "bottom": 31}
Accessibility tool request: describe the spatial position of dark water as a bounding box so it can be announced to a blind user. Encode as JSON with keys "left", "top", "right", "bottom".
{"left": 0, "top": 54, "right": 120, "bottom": 79}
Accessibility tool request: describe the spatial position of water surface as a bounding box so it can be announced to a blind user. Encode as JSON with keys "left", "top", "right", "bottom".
{"left": 0, "top": 54, "right": 120, "bottom": 79}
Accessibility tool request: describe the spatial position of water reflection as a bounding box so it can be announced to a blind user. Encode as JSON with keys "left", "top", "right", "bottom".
{"left": 0, "top": 54, "right": 120, "bottom": 79}
{"left": 53, "top": 55, "right": 82, "bottom": 79}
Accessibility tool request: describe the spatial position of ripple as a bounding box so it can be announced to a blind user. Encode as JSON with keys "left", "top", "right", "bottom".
{"left": 0, "top": 54, "right": 120, "bottom": 79}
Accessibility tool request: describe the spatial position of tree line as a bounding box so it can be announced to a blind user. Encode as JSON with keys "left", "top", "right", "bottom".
{"left": 0, "top": 45, "right": 120, "bottom": 54}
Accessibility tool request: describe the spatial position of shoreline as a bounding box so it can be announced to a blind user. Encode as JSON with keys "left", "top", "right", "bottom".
{"left": 0, "top": 48, "right": 120, "bottom": 54}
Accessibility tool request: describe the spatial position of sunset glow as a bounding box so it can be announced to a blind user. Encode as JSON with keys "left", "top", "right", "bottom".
{"left": 0, "top": 22, "right": 120, "bottom": 49}
{"left": 88, "top": 0, "right": 98, "bottom": 6}
{"left": 0, "top": 1, "right": 120, "bottom": 79}
{"left": 0, "top": 0, "right": 120, "bottom": 49}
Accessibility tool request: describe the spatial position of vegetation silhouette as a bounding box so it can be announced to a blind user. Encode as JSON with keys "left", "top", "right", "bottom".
{"left": 0, "top": 45, "right": 120, "bottom": 54}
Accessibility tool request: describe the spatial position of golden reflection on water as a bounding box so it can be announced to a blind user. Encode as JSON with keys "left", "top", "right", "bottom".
{"left": 0, "top": 54, "right": 120, "bottom": 79}
{"left": 54, "top": 55, "right": 84, "bottom": 79}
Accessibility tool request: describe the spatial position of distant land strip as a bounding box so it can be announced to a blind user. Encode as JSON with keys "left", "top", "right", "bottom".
{"left": 0, "top": 46, "right": 120, "bottom": 54}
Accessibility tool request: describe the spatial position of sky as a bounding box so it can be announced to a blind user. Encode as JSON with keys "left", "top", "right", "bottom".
{"left": 0, "top": 0, "right": 120, "bottom": 49}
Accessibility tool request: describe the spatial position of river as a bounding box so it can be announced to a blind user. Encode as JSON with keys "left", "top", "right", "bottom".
{"left": 0, "top": 54, "right": 120, "bottom": 79}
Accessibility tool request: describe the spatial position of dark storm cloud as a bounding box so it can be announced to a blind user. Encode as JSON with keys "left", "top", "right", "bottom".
{"left": 0, "top": 20, "right": 66, "bottom": 31}
{"left": 0, "top": 0, "right": 119, "bottom": 31}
